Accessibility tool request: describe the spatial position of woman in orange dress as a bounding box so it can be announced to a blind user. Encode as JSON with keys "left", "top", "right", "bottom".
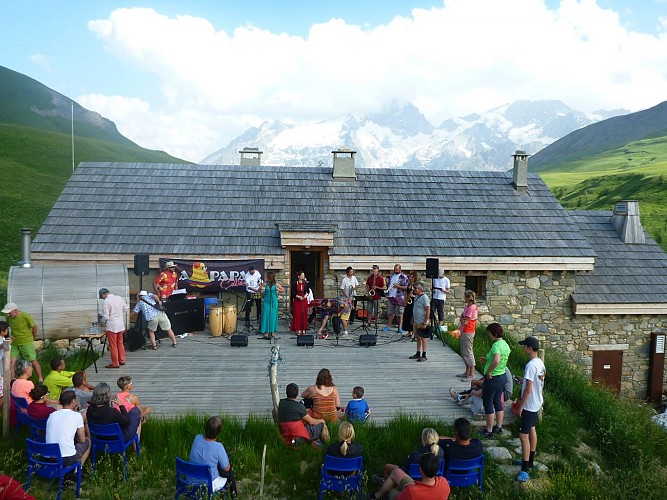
{"left": 290, "top": 272, "right": 311, "bottom": 335}
{"left": 301, "top": 368, "right": 341, "bottom": 423}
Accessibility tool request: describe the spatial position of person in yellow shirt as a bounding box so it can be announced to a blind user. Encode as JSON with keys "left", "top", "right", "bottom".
{"left": 43, "top": 357, "right": 77, "bottom": 401}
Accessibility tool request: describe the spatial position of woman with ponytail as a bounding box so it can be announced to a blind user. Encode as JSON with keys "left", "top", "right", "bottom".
{"left": 325, "top": 422, "right": 363, "bottom": 459}
{"left": 402, "top": 427, "right": 444, "bottom": 470}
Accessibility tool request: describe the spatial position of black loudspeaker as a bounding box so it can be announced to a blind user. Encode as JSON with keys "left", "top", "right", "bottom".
{"left": 134, "top": 254, "right": 150, "bottom": 276}
{"left": 359, "top": 334, "right": 377, "bottom": 347}
{"left": 425, "top": 258, "right": 440, "bottom": 279}
{"left": 230, "top": 334, "right": 248, "bottom": 347}
{"left": 297, "top": 334, "right": 315, "bottom": 347}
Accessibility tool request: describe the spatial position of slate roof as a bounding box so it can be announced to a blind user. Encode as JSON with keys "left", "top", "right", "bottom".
{"left": 33, "top": 162, "right": 596, "bottom": 261}
{"left": 569, "top": 210, "right": 667, "bottom": 304}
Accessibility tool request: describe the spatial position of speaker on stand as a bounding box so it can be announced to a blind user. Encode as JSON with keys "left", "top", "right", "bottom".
{"left": 134, "top": 254, "right": 150, "bottom": 291}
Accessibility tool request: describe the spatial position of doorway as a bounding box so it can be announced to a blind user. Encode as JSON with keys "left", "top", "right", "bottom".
{"left": 592, "top": 350, "right": 623, "bottom": 394}
{"left": 290, "top": 249, "right": 324, "bottom": 298}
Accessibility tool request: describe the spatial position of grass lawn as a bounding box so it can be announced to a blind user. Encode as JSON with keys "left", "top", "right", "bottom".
{"left": 1, "top": 330, "right": 666, "bottom": 499}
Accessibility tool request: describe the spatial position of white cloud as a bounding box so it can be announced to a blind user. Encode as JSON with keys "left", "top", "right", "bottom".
{"left": 84, "top": 0, "right": 667, "bottom": 161}
{"left": 29, "top": 53, "right": 51, "bottom": 71}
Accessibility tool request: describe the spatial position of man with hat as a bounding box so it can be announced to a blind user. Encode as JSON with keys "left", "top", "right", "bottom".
{"left": 98, "top": 288, "right": 129, "bottom": 369}
{"left": 2, "top": 302, "right": 43, "bottom": 381}
{"left": 154, "top": 260, "right": 179, "bottom": 300}
{"left": 515, "top": 336, "right": 546, "bottom": 483}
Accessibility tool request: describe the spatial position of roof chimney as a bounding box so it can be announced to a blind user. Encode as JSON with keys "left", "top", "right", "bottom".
{"left": 511, "top": 150, "right": 529, "bottom": 193}
{"left": 19, "top": 228, "right": 33, "bottom": 268}
{"left": 611, "top": 200, "right": 645, "bottom": 244}
{"left": 239, "top": 147, "right": 262, "bottom": 166}
{"left": 332, "top": 147, "right": 356, "bottom": 181}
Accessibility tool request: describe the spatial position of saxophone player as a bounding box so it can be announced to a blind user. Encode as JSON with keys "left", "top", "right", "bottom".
{"left": 340, "top": 266, "right": 358, "bottom": 335}
{"left": 365, "top": 265, "right": 385, "bottom": 321}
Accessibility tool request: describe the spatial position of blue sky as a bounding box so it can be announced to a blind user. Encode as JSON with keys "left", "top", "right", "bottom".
{"left": 2, "top": 0, "right": 667, "bottom": 161}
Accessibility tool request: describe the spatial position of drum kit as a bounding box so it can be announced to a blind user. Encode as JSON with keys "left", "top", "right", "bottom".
{"left": 209, "top": 304, "right": 237, "bottom": 337}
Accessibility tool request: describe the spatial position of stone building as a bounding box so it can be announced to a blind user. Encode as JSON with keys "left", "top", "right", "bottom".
{"left": 24, "top": 149, "right": 667, "bottom": 399}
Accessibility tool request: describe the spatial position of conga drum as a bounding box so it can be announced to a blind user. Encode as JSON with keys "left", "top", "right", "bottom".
{"left": 210, "top": 306, "right": 223, "bottom": 337}
{"left": 222, "top": 304, "right": 237, "bottom": 335}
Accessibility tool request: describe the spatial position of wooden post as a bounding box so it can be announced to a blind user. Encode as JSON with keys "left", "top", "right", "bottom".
{"left": 259, "top": 444, "right": 267, "bottom": 498}
{"left": 268, "top": 345, "right": 281, "bottom": 424}
{"left": 2, "top": 340, "right": 10, "bottom": 438}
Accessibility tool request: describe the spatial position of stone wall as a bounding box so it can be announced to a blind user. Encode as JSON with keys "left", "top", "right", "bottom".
{"left": 441, "top": 269, "right": 667, "bottom": 400}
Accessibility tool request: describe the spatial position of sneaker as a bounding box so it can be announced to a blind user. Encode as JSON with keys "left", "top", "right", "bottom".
{"left": 481, "top": 429, "right": 494, "bottom": 438}
{"left": 383, "top": 326, "right": 391, "bottom": 332}
{"left": 449, "top": 388, "right": 458, "bottom": 401}
{"left": 321, "top": 333, "right": 329, "bottom": 339}
{"left": 493, "top": 425, "right": 504, "bottom": 434}
{"left": 397, "top": 328, "right": 405, "bottom": 335}
{"left": 409, "top": 353, "right": 421, "bottom": 359}
{"left": 343, "top": 331, "right": 349, "bottom": 336}
{"left": 417, "top": 356, "right": 427, "bottom": 362}
{"left": 516, "top": 471, "right": 530, "bottom": 482}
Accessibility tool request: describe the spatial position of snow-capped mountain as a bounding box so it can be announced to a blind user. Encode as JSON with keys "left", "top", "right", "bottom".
{"left": 201, "top": 100, "right": 628, "bottom": 170}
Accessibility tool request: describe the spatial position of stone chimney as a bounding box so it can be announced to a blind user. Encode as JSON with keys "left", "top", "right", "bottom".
{"left": 611, "top": 200, "right": 645, "bottom": 244}
{"left": 332, "top": 147, "right": 356, "bottom": 181}
{"left": 511, "top": 150, "right": 529, "bottom": 193}
{"left": 239, "top": 147, "right": 262, "bottom": 166}
{"left": 19, "top": 228, "right": 33, "bottom": 268}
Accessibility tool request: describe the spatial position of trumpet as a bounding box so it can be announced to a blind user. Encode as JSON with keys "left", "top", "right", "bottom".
{"left": 406, "top": 296, "right": 413, "bottom": 305}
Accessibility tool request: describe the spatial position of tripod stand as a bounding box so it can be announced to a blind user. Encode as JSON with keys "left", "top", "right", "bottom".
{"left": 241, "top": 292, "right": 259, "bottom": 333}
{"left": 352, "top": 296, "right": 371, "bottom": 334}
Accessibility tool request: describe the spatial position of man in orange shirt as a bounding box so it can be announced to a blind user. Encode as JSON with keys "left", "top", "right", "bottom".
{"left": 154, "top": 261, "right": 179, "bottom": 300}
{"left": 372, "top": 452, "right": 450, "bottom": 499}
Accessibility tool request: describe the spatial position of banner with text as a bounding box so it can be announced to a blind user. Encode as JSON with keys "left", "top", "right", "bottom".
{"left": 158, "top": 258, "right": 265, "bottom": 293}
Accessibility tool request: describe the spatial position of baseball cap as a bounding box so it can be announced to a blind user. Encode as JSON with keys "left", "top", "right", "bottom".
{"left": 139, "top": 290, "right": 148, "bottom": 297}
{"left": 518, "top": 336, "right": 540, "bottom": 350}
{"left": 98, "top": 288, "right": 109, "bottom": 299}
{"left": 165, "top": 261, "right": 176, "bottom": 268}
{"left": 1, "top": 302, "right": 18, "bottom": 314}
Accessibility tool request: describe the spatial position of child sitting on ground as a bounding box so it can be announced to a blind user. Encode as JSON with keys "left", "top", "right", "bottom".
{"left": 344, "top": 386, "right": 371, "bottom": 422}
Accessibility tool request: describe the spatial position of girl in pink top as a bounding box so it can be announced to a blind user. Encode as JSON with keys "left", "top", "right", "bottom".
{"left": 459, "top": 290, "right": 479, "bottom": 380}
{"left": 116, "top": 376, "right": 153, "bottom": 420}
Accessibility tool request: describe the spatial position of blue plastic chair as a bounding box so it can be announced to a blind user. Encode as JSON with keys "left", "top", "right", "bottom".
{"left": 444, "top": 455, "right": 485, "bottom": 494}
{"left": 175, "top": 457, "right": 230, "bottom": 499}
{"left": 203, "top": 297, "right": 219, "bottom": 317}
{"left": 89, "top": 422, "right": 140, "bottom": 481}
{"left": 407, "top": 458, "right": 445, "bottom": 480}
{"left": 26, "top": 414, "right": 48, "bottom": 443}
{"left": 318, "top": 455, "right": 363, "bottom": 500}
{"left": 11, "top": 393, "right": 31, "bottom": 439}
{"left": 26, "top": 438, "right": 82, "bottom": 500}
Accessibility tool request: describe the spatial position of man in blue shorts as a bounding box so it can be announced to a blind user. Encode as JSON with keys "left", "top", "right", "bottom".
{"left": 514, "top": 336, "right": 546, "bottom": 482}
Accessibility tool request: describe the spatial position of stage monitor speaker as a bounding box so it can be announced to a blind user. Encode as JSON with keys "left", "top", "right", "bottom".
{"left": 359, "top": 334, "right": 377, "bottom": 347}
{"left": 134, "top": 254, "right": 150, "bottom": 276}
{"left": 297, "top": 334, "right": 315, "bottom": 347}
{"left": 230, "top": 334, "right": 248, "bottom": 347}
{"left": 425, "top": 258, "right": 440, "bottom": 279}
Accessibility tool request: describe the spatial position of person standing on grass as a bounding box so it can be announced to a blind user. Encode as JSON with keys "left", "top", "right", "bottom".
{"left": 515, "top": 336, "right": 546, "bottom": 483}
{"left": 99, "top": 288, "right": 128, "bottom": 369}
{"left": 189, "top": 416, "right": 237, "bottom": 496}
{"left": 2, "top": 302, "right": 44, "bottom": 382}
{"left": 457, "top": 291, "right": 478, "bottom": 381}
{"left": 409, "top": 283, "right": 432, "bottom": 361}
{"left": 480, "top": 322, "right": 510, "bottom": 438}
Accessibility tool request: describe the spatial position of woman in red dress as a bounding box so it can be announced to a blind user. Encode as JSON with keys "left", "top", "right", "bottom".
{"left": 290, "top": 272, "right": 311, "bottom": 335}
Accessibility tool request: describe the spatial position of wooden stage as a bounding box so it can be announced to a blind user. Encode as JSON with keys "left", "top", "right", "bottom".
{"left": 86, "top": 321, "right": 480, "bottom": 425}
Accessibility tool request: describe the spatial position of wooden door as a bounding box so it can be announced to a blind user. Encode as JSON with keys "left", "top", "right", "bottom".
{"left": 592, "top": 350, "right": 623, "bottom": 394}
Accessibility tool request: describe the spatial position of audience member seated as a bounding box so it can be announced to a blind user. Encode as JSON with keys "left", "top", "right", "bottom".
{"left": 301, "top": 368, "right": 341, "bottom": 423}
{"left": 344, "top": 386, "right": 371, "bottom": 422}
{"left": 71, "top": 371, "right": 93, "bottom": 409}
{"left": 116, "top": 375, "right": 153, "bottom": 421}
{"left": 449, "top": 366, "right": 513, "bottom": 416}
{"left": 11, "top": 359, "right": 35, "bottom": 403}
{"left": 400, "top": 428, "right": 444, "bottom": 472}
{"left": 372, "top": 452, "right": 450, "bottom": 499}
{"left": 325, "top": 422, "right": 363, "bottom": 459}
{"left": 27, "top": 384, "right": 57, "bottom": 419}
{"left": 43, "top": 357, "right": 76, "bottom": 401}
{"left": 45, "top": 390, "right": 91, "bottom": 467}
{"left": 189, "top": 415, "right": 237, "bottom": 497}
{"left": 87, "top": 382, "right": 142, "bottom": 443}
{"left": 438, "top": 418, "right": 484, "bottom": 466}
{"left": 278, "top": 383, "right": 329, "bottom": 446}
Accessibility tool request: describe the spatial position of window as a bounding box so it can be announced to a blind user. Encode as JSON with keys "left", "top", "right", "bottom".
{"left": 465, "top": 275, "right": 487, "bottom": 300}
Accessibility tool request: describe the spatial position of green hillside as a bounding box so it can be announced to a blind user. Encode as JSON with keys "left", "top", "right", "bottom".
{"left": 539, "top": 134, "right": 667, "bottom": 248}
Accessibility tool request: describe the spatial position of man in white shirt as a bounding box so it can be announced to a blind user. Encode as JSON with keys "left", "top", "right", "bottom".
{"left": 99, "top": 288, "right": 129, "bottom": 369}
{"left": 340, "top": 266, "right": 358, "bottom": 334}
{"left": 243, "top": 265, "right": 263, "bottom": 328}
{"left": 46, "top": 390, "right": 91, "bottom": 467}
{"left": 431, "top": 270, "right": 451, "bottom": 326}
{"left": 515, "top": 336, "right": 546, "bottom": 483}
